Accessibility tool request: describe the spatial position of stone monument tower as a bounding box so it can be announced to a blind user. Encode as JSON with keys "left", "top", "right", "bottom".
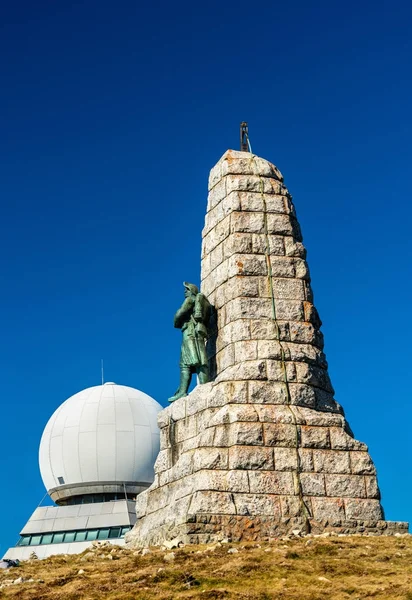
{"left": 127, "top": 149, "right": 407, "bottom": 546}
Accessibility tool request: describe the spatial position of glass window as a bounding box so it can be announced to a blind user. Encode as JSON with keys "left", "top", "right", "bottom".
{"left": 30, "top": 535, "right": 42, "bottom": 546}
{"left": 53, "top": 533, "right": 65, "bottom": 544}
{"left": 86, "top": 530, "right": 98, "bottom": 541}
{"left": 120, "top": 527, "right": 130, "bottom": 538}
{"left": 75, "top": 531, "right": 87, "bottom": 542}
{"left": 97, "top": 528, "right": 110, "bottom": 540}
{"left": 109, "top": 527, "right": 121, "bottom": 539}
{"left": 18, "top": 536, "right": 30, "bottom": 546}
{"left": 64, "top": 531, "right": 76, "bottom": 543}
{"left": 41, "top": 534, "right": 53, "bottom": 545}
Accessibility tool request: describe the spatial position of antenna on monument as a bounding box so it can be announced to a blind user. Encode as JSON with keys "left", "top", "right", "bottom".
{"left": 240, "top": 122, "right": 252, "bottom": 153}
{"left": 101, "top": 359, "right": 104, "bottom": 385}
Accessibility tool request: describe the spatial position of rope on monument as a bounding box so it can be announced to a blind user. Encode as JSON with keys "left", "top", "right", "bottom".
{"left": 250, "top": 156, "right": 312, "bottom": 530}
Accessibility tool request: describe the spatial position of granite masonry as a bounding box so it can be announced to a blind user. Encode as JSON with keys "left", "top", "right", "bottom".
{"left": 127, "top": 150, "right": 408, "bottom": 547}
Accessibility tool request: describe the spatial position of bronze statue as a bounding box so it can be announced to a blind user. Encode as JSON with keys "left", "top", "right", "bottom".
{"left": 168, "top": 282, "right": 211, "bottom": 403}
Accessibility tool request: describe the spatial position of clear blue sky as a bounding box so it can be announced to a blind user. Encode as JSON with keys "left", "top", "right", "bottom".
{"left": 1, "top": 0, "right": 411, "bottom": 554}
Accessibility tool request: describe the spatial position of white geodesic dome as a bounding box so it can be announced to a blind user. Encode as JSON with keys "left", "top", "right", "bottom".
{"left": 39, "top": 383, "right": 162, "bottom": 492}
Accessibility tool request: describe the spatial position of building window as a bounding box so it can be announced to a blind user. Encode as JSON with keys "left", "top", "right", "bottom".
{"left": 52, "top": 533, "right": 65, "bottom": 544}
{"left": 40, "top": 534, "right": 53, "bottom": 545}
{"left": 86, "top": 530, "right": 98, "bottom": 541}
{"left": 16, "top": 526, "right": 128, "bottom": 547}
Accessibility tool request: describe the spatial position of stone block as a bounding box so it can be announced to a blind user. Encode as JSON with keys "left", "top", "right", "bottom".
{"left": 194, "top": 470, "right": 250, "bottom": 493}
{"left": 263, "top": 423, "right": 297, "bottom": 447}
{"left": 219, "top": 152, "right": 282, "bottom": 180}
{"left": 186, "top": 383, "right": 213, "bottom": 416}
{"left": 288, "top": 383, "right": 317, "bottom": 408}
{"left": 300, "top": 473, "right": 326, "bottom": 496}
{"left": 225, "top": 297, "right": 272, "bottom": 323}
{"left": 299, "top": 448, "right": 314, "bottom": 471}
{"left": 295, "top": 363, "right": 333, "bottom": 393}
{"left": 272, "top": 278, "right": 305, "bottom": 300}
{"left": 269, "top": 258, "right": 296, "bottom": 278}
{"left": 230, "top": 422, "right": 264, "bottom": 446}
{"left": 209, "top": 404, "right": 259, "bottom": 426}
{"left": 219, "top": 320, "right": 251, "bottom": 350}
{"left": 315, "top": 389, "right": 341, "bottom": 413}
{"left": 185, "top": 448, "right": 219, "bottom": 473}
{"left": 329, "top": 428, "right": 367, "bottom": 451}
{"left": 275, "top": 299, "right": 305, "bottom": 321}
{"left": 295, "top": 407, "right": 345, "bottom": 427}
{"left": 209, "top": 243, "right": 224, "bottom": 271}
{"left": 224, "top": 276, "right": 260, "bottom": 300}
{"left": 207, "top": 179, "right": 226, "bottom": 210}
{"left": 255, "top": 405, "right": 296, "bottom": 424}
{"left": 248, "top": 381, "right": 288, "bottom": 405}
{"left": 283, "top": 342, "right": 326, "bottom": 368}
{"left": 223, "top": 232, "right": 253, "bottom": 257}
{"left": 266, "top": 359, "right": 296, "bottom": 382}
{"left": 189, "top": 491, "right": 236, "bottom": 515}
{"left": 228, "top": 254, "right": 266, "bottom": 277}
{"left": 365, "top": 476, "right": 380, "bottom": 499}
{"left": 274, "top": 447, "right": 298, "bottom": 471}
{"left": 221, "top": 191, "right": 242, "bottom": 216}
{"left": 250, "top": 318, "right": 289, "bottom": 341}
{"left": 154, "top": 450, "right": 171, "bottom": 473}
{"left": 201, "top": 214, "right": 231, "bottom": 257}
{"left": 350, "top": 452, "right": 376, "bottom": 475}
{"left": 215, "top": 360, "right": 267, "bottom": 382}
{"left": 284, "top": 236, "right": 307, "bottom": 258}
{"left": 266, "top": 214, "right": 295, "bottom": 236}
{"left": 303, "top": 302, "right": 322, "bottom": 328}
{"left": 135, "top": 490, "right": 148, "bottom": 518}
{"left": 257, "top": 339, "right": 282, "bottom": 360}
{"left": 289, "top": 321, "right": 318, "bottom": 345}
{"left": 344, "top": 499, "right": 383, "bottom": 521}
{"left": 226, "top": 174, "right": 281, "bottom": 195}
{"left": 231, "top": 211, "right": 265, "bottom": 234}
{"left": 252, "top": 234, "right": 285, "bottom": 256}
{"left": 325, "top": 474, "right": 367, "bottom": 498}
{"left": 280, "top": 495, "right": 301, "bottom": 517}
{"left": 208, "top": 162, "right": 222, "bottom": 190}
{"left": 264, "top": 195, "right": 288, "bottom": 213}
{"left": 311, "top": 497, "right": 346, "bottom": 523}
{"left": 171, "top": 451, "right": 194, "bottom": 480}
{"left": 301, "top": 426, "right": 330, "bottom": 449}
{"left": 228, "top": 446, "right": 274, "bottom": 470}
{"left": 234, "top": 340, "right": 258, "bottom": 362}
{"left": 207, "top": 381, "right": 248, "bottom": 407}
{"left": 313, "top": 450, "right": 351, "bottom": 474}
{"left": 293, "top": 258, "right": 310, "bottom": 280}
{"left": 216, "top": 343, "right": 235, "bottom": 372}
{"left": 234, "top": 494, "right": 282, "bottom": 516}
{"left": 204, "top": 203, "right": 224, "bottom": 237}
{"left": 248, "top": 471, "right": 295, "bottom": 495}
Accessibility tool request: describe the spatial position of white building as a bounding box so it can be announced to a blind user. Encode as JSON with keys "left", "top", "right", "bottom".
{"left": 4, "top": 382, "right": 162, "bottom": 559}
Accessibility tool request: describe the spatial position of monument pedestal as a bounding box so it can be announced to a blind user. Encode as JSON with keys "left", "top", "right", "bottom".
{"left": 127, "top": 150, "right": 408, "bottom": 546}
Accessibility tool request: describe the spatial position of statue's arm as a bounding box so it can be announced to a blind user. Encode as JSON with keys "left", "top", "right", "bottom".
{"left": 173, "top": 298, "right": 195, "bottom": 328}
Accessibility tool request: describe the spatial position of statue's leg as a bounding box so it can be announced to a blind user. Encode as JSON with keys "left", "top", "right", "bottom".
{"left": 168, "top": 367, "right": 192, "bottom": 403}
{"left": 197, "top": 365, "right": 209, "bottom": 384}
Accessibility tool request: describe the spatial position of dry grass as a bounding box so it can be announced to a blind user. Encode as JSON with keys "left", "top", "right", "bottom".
{"left": 1, "top": 535, "right": 411, "bottom": 599}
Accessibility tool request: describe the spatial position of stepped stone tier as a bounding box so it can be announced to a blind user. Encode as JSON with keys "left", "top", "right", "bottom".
{"left": 127, "top": 150, "right": 408, "bottom": 546}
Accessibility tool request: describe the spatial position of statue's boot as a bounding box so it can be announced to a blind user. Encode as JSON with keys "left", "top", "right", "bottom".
{"left": 168, "top": 368, "right": 191, "bottom": 403}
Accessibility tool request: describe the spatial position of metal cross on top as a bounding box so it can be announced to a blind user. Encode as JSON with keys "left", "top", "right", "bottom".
{"left": 240, "top": 121, "right": 251, "bottom": 152}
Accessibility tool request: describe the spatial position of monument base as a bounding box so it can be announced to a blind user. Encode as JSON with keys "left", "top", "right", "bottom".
{"left": 127, "top": 382, "right": 408, "bottom": 547}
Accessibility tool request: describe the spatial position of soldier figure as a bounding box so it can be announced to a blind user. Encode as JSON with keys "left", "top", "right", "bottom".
{"left": 168, "top": 282, "right": 211, "bottom": 403}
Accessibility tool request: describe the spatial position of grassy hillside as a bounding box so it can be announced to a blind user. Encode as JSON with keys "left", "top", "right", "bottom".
{"left": 1, "top": 534, "right": 411, "bottom": 599}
